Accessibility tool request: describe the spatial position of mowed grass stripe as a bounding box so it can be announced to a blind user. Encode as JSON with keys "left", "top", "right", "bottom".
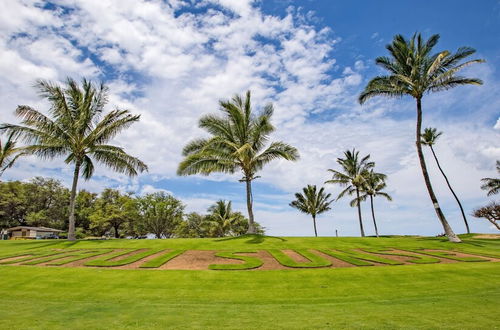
{"left": 401, "top": 249, "right": 489, "bottom": 262}
{"left": 47, "top": 249, "right": 115, "bottom": 265}
{"left": 209, "top": 251, "right": 263, "bottom": 270}
{"left": 0, "top": 250, "right": 70, "bottom": 265}
{"left": 319, "top": 249, "right": 403, "bottom": 266}
{"left": 139, "top": 250, "right": 185, "bottom": 268}
{"left": 268, "top": 249, "right": 331, "bottom": 268}
{"left": 361, "top": 248, "right": 441, "bottom": 264}
{"left": 84, "top": 249, "right": 162, "bottom": 267}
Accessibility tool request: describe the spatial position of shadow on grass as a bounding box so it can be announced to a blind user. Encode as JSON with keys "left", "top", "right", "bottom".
{"left": 215, "top": 234, "right": 286, "bottom": 244}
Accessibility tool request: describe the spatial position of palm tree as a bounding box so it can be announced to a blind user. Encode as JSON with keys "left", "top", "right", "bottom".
{"left": 177, "top": 91, "right": 299, "bottom": 234}
{"left": 0, "top": 133, "right": 25, "bottom": 177}
{"left": 289, "top": 185, "right": 334, "bottom": 237}
{"left": 480, "top": 161, "right": 500, "bottom": 196}
{"left": 0, "top": 78, "right": 148, "bottom": 240}
{"left": 359, "top": 33, "right": 484, "bottom": 242}
{"left": 351, "top": 170, "right": 392, "bottom": 237}
{"left": 207, "top": 200, "right": 238, "bottom": 237}
{"left": 421, "top": 127, "right": 470, "bottom": 234}
{"left": 325, "top": 149, "right": 374, "bottom": 237}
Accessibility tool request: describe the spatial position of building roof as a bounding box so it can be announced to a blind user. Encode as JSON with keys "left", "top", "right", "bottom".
{"left": 6, "top": 226, "right": 64, "bottom": 233}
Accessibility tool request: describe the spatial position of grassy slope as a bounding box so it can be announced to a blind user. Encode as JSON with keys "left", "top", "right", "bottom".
{"left": 0, "top": 235, "right": 499, "bottom": 329}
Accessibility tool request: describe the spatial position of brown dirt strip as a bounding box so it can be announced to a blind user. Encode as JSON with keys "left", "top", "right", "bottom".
{"left": 420, "top": 249, "right": 500, "bottom": 262}
{"left": 59, "top": 249, "right": 126, "bottom": 268}
{"left": 312, "top": 250, "right": 358, "bottom": 268}
{"left": 474, "top": 234, "right": 500, "bottom": 239}
{"left": 161, "top": 250, "right": 243, "bottom": 270}
{"left": 281, "top": 249, "right": 310, "bottom": 263}
{"left": 240, "top": 251, "right": 287, "bottom": 270}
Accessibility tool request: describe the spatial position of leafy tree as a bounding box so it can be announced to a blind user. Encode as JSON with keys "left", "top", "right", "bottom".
{"left": 24, "top": 177, "right": 70, "bottom": 229}
{"left": 326, "top": 149, "right": 374, "bottom": 237}
{"left": 137, "top": 192, "right": 184, "bottom": 238}
{"left": 480, "top": 161, "right": 500, "bottom": 196}
{"left": 74, "top": 190, "right": 97, "bottom": 231}
{"left": 177, "top": 91, "right": 299, "bottom": 234}
{"left": 176, "top": 212, "right": 208, "bottom": 238}
{"left": 89, "top": 189, "right": 137, "bottom": 238}
{"left": 351, "top": 170, "right": 392, "bottom": 237}
{"left": 421, "top": 127, "right": 470, "bottom": 233}
{"left": 359, "top": 33, "right": 484, "bottom": 242}
{"left": 0, "top": 181, "right": 28, "bottom": 229}
{"left": 289, "top": 185, "right": 334, "bottom": 237}
{"left": 0, "top": 133, "right": 25, "bottom": 177}
{"left": 473, "top": 202, "right": 499, "bottom": 231}
{"left": 0, "top": 78, "right": 148, "bottom": 240}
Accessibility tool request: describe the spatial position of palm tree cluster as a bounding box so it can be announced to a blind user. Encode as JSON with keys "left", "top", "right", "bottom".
{"left": 0, "top": 32, "right": 489, "bottom": 241}
{"left": 359, "top": 33, "right": 484, "bottom": 242}
{"left": 1, "top": 78, "right": 147, "bottom": 240}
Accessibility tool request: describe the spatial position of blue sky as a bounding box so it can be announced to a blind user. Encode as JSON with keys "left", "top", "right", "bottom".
{"left": 0, "top": 0, "right": 499, "bottom": 236}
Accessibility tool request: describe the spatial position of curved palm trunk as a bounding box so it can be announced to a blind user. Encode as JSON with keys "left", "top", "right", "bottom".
{"left": 245, "top": 178, "right": 256, "bottom": 234}
{"left": 356, "top": 188, "right": 365, "bottom": 237}
{"left": 416, "top": 99, "right": 460, "bottom": 242}
{"left": 67, "top": 161, "right": 81, "bottom": 241}
{"left": 312, "top": 215, "right": 318, "bottom": 237}
{"left": 429, "top": 146, "right": 470, "bottom": 234}
{"left": 370, "top": 196, "right": 379, "bottom": 238}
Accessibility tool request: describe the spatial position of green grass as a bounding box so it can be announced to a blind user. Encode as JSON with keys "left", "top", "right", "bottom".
{"left": 139, "top": 250, "right": 185, "bottom": 268}
{"left": 268, "top": 249, "right": 331, "bottom": 268}
{"left": 48, "top": 249, "right": 115, "bottom": 265}
{"left": 209, "top": 251, "right": 264, "bottom": 270}
{"left": 84, "top": 248, "right": 161, "bottom": 267}
{"left": 0, "top": 235, "right": 498, "bottom": 329}
{"left": 403, "top": 249, "right": 489, "bottom": 262}
{"left": 320, "top": 249, "right": 404, "bottom": 266}
{"left": 361, "top": 248, "right": 441, "bottom": 264}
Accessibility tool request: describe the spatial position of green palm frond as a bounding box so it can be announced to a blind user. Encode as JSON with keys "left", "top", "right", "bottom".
{"left": 177, "top": 90, "right": 299, "bottom": 180}
{"left": 359, "top": 33, "right": 484, "bottom": 104}
{"left": 421, "top": 127, "right": 442, "bottom": 146}
{"left": 481, "top": 161, "right": 500, "bottom": 196}
{"left": 290, "top": 185, "right": 334, "bottom": 217}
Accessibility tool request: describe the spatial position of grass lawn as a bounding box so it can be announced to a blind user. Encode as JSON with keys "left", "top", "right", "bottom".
{"left": 0, "top": 235, "right": 499, "bottom": 329}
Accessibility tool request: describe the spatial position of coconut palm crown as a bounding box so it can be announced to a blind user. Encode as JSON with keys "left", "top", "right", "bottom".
{"left": 481, "top": 161, "right": 500, "bottom": 196}
{"left": 0, "top": 132, "right": 25, "bottom": 177}
{"left": 326, "top": 149, "right": 374, "bottom": 237}
{"left": 177, "top": 90, "right": 299, "bottom": 233}
{"left": 421, "top": 127, "right": 470, "bottom": 234}
{"left": 0, "top": 78, "right": 148, "bottom": 240}
{"left": 359, "top": 33, "right": 484, "bottom": 242}
{"left": 351, "top": 170, "right": 392, "bottom": 237}
{"left": 290, "top": 185, "right": 334, "bottom": 237}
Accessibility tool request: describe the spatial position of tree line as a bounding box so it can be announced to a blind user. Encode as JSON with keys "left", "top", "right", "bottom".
{"left": 0, "top": 32, "right": 498, "bottom": 241}
{"left": 0, "top": 178, "right": 263, "bottom": 239}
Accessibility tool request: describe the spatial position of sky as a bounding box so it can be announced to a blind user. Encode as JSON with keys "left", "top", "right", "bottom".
{"left": 0, "top": 0, "right": 499, "bottom": 237}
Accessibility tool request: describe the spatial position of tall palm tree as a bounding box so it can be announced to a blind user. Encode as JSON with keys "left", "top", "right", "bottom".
{"left": 351, "top": 170, "right": 392, "bottom": 238}
{"left": 421, "top": 127, "right": 470, "bottom": 234}
{"left": 207, "top": 200, "right": 238, "bottom": 237}
{"left": 325, "top": 149, "right": 374, "bottom": 237}
{"left": 0, "top": 78, "right": 148, "bottom": 240}
{"left": 359, "top": 33, "right": 484, "bottom": 242}
{"left": 289, "top": 185, "right": 334, "bottom": 237}
{"left": 481, "top": 161, "right": 500, "bottom": 196}
{"left": 0, "top": 133, "right": 24, "bottom": 177}
{"left": 177, "top": 91, "right": 299, "bottom": 234}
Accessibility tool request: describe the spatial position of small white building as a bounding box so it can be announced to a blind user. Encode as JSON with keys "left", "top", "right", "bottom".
{"left": 5, "top": 226, "right": 63, "bottom": 239}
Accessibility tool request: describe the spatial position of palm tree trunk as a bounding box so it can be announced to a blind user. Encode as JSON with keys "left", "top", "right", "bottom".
{"left": 67, "top": 161, "right": 81, "bottom": 241}
{"left": 429, "top": 145, "right": 470, "bottom": 234}
{"left": 312, "top": 215, "right": 318, "bottom": 237}
{"left": 356, "top": 188, "right": 365, "bottom": 237}
{"left": 415, "top": 98, "right": 460, "bottom": 242}
{"left": 370, "top": 195, "right": 379, "bottom": 238}
{"left": 245, "top": 178, "right": 256, "bottom": 234}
